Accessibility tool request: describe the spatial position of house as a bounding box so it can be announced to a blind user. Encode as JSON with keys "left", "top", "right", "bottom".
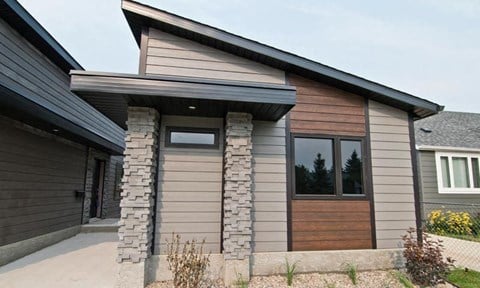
{"left": 415, "top": 111, "right": 480, "bottom": 215}
{"left": 67, "top": 1, "right": 443, "bottom": 287}
{"left": 0, "top": 0, "right": 125, "bottom": 265}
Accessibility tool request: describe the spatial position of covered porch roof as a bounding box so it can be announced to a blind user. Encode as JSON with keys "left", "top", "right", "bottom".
{"left": 70, "top": 71, "right": 296, "bottom": 129}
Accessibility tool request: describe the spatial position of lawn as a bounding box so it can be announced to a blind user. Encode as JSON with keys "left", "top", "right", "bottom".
{"left": 447, "top": 268, "right": 480, "bottom": 288}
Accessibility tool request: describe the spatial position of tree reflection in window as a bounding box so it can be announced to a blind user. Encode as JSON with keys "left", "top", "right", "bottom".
{"left": 294, "top": 138, "right": 334, "bottom": 195}
{"left": 341, "top": 140, "right": 363, "bottom": 195}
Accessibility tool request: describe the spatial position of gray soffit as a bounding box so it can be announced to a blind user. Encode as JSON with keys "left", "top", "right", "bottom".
{"left": 70, "top": 71, "right": 297, "bottom": 129}
{"left": 0, "top": 84, "right": 124, "bottom": 154}
{"left": 122, "top": 0, "right": 443, "bottom": 119}
{"left": 415, "top": 111, "right": 480, "bottom": 150}
{"left": 0, "top": 0, "right": 83, "bottom": 74}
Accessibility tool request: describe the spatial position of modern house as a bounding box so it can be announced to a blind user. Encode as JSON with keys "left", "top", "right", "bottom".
{"left": 0, "top": 0, "right": 124, "bottom": 265}
{"left": 66, "top": 1, "right": 444, "bottom": 286}
{"left": 416, "top": 111, "right": 480, "bottom": 211}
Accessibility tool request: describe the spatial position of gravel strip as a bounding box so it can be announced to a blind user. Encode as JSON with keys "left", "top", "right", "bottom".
{"left": 147, "top": 270, "right": 454, "bottom": 288}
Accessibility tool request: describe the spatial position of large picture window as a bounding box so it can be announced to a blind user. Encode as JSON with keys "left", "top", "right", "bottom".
{"left": 292, "top": 135, "right": 365, "bottom": 198}
{"left": 435, "top": 152, "right": 480, "bottom": 194}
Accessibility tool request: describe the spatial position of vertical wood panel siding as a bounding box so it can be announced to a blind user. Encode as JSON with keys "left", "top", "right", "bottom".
{"left": 419, "top": 150, "right": 480, "bottom": 205}
{"left": 0, "top": 117, "right": 86, "bottom": 246}
{"left": 369, "top": 100, "right": 416, "bottom": 249}
{"left": 288, "top": 74, "right": 366, "bottom": 136}
{"left": 251, "top": 119, "right": 288, "bottom": 252}
{"left": 0, "top": 18, "right": 124, "bottom": 146}
{"left": 145, "top": 28, "right": 286, "bottom": 84}
{"left": 292, "top": 201, "right": 372, "bottom": 251}
{"left": 155, "top": 116, "right": 223, "bottom": 254}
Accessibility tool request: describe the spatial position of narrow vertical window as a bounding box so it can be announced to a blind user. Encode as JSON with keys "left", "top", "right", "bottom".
{"left": 294, "top": 138, "right": 335, "bottom": 195}
{"left": 452, "top": 157, "right": 470, "bottom": 188}
{"left": 440, "top": 156, "right": 451, "bottom": 188}
{"left": 341, "top": 140, "right": 363, "bottom": 195}
{"left": 472, "top": 158, "right": 480, "bottom": 188}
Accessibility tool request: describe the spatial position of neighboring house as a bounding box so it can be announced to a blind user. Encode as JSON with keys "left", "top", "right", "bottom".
{"left": 415, "top": 111, "right": 480, "bottom": 209}
{"left": 70, "top": 1, "right": 442, "bottom": 287}
{"left": 0, "top": 0, "right": 125, "bottom": 265}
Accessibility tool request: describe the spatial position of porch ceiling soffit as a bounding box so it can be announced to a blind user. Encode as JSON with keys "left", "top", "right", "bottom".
{"left": 70, "top": 71, "right": 296, "bottom": 129}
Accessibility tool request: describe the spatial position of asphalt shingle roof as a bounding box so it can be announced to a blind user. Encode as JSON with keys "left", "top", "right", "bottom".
{"left": 415, "top": 111, "right": 480, "bottom": 149}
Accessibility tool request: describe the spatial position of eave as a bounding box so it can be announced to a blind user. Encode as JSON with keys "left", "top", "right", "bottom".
{"left": 122, "top": 0, "right": 442, "bottom": 119}
{"left": 0, "top": 0, "right": 82, "bottom": 74}
{"left": 70, "top": 71, "right": 297, "bottom": 129}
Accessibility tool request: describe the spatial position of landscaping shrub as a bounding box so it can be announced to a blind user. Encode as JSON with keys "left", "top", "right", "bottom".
{"left": 427, "top": 209, "right": 473, "bottom": 236}
{"left": 166, "top": 233, "right": 210, "bottom": 288}
{"left": 402, "top": 228, "right": 454, "bottom": 287}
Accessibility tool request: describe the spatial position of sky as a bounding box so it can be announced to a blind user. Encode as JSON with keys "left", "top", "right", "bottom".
{"left": 17, "top": 0, "right": 480, "bottom": 113}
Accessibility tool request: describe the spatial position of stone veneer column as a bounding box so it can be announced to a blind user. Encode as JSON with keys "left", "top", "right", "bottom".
{"left": 116, "top": 107, "right": 159, "bottom": 288}
{"left": 223, "top": 112, "right": 253, "bottom": 285}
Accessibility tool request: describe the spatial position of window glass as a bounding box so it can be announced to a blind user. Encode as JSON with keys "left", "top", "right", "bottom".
{"left": 294, "top": 138, "right": 334, "bottom": 195}
{"left": 341, "top": 140, "right": 363, "bottom": 195}
{"left": 440, "top": 156, "right": 451, "bottom": 188}
{"left": 170, "top": 131, "right": 215, "bottom": 145}
{"left": 452, "top": 157, "right": 470, "bottom": 188}
{"left": 472, "top": 158, "right": 480, "bottom": 188}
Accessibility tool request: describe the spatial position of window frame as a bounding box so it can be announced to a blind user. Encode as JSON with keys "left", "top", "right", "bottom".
{"left": 290, "top": 133, "right": 368, "bottom": 200}
{"left": 165, "top": 126, "right": 220, "bottom": 149}
{"left": 435, "top": 151, "right": 480, "bottom": 194}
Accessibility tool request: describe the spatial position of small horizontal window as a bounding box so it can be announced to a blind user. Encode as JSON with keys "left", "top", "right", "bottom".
{"left": 166, "top": 127, "right": 219, "bottom": 149}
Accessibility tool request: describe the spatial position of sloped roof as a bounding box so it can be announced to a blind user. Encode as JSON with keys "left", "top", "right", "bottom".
{"left": 0, "top": 0, "right": 82, "bottom": 74}
{"left": 415, "top": 111, "right": 480, "bottom": 149}
{"left": 122, "top": 0, "right": 442, "bottom": 119}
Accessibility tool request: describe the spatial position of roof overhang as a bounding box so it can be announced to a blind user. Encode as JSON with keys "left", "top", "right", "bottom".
{"left": 70, "top": 71, "right": 297, "bottom": 129}
{"left": 122, "top": 0, "right": 443, "bottom": 119}
{"left": 0, "top": 84, "right": 123, "bottom": 154}
{"left": 0, "top": 0, "right": 82, "bottom": 74}
{"left": 417, "top": 145, "right": 480, "bottom": 153}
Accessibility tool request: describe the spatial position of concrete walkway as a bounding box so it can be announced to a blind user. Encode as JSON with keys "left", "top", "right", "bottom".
{"left": 0, "top": 233, "right": 118, "bottom": 288}
{"left": 430, "top": 234, "right": 480, "bottom": 271}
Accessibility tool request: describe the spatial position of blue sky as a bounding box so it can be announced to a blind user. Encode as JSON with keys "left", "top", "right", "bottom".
{"left": 18, "top": 0, "right": 480, "bottom": 113}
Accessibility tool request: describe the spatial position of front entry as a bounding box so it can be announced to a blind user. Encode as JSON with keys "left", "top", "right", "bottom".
{"left": 90, "top": 159, "right": 105, "bottom": 218}
{"left": 155, "top": 115, "right": 224, "bottom": 254}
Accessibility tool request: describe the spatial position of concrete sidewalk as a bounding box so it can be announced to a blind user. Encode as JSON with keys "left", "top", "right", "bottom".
{"left": 0, "top": 233, "right": 118, "bottom": 288}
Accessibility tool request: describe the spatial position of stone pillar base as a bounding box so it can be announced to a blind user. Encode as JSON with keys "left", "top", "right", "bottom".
{"left": 116, "top": 262, "right": 147, "bottom": 288}
{"left": 224, "top": 258, "right": 250, "bottom": 287}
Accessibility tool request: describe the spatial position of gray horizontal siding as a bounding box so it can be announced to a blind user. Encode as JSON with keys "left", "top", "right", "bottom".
{"left": 155, "top": 116, "right": 223, "bottom": 254}
{"left": 419, "top": 151, "right": 480, "bottom": 205}
{"left": 146, "top": 28, "right": 285, "bottom": 84}
{"left": 251, "top": 119, "right": 288, "bottom": 252}
{"left": 0, "top": 18, "right": 124, "bottom": 148}
{"left": 369, "top": 100, "right": 416, "bottom": 249}
{"left": 0, "top": 116, "right": 85, "bottom": 246}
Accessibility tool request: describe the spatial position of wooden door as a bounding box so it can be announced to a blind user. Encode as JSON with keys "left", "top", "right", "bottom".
{"left": 90, "top": 160, "right": 105, "bottom": 218}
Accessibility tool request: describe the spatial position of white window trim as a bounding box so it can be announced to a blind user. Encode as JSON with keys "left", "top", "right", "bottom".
{"left": 435, "top": 151, "right": 480, "bottom": 194}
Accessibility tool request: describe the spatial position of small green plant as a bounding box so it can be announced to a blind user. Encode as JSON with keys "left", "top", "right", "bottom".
{"left": 285, "top": 257, "right": 298, "bottom": 286}
{"left": 234, "top": 273, "right": 248, "bottom": 288}
{"left": 323, "top": 280, "right": 336, "bottom": 288}
{"left": 166, "top": 233, "right": 211, "bottom": 288}
{"left": 402, "top": 228, "right": 454, "bottom": 287}
{"left": 394, "top": 271, "right": 414, "bottom": 288}
{"left": 345, "top": 263, "right": 358, "bottom": 285}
